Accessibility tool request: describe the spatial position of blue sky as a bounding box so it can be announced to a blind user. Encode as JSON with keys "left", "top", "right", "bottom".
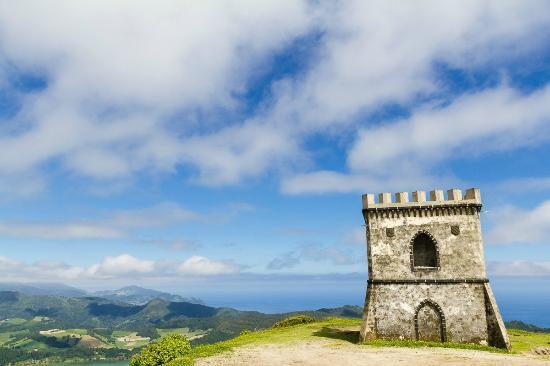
{"left": 0, "top": 1, "right": 549, "bottom": 307}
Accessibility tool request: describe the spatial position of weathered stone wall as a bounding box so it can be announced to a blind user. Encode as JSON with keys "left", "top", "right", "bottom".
{"left": 364, "top": 283, "right": 488, "bottom": 343}
{"left": 365, "top": 208, "right": 486, "bottom": 280}
{"left": 360, "top": 188, "right": 510, "bottom": 349}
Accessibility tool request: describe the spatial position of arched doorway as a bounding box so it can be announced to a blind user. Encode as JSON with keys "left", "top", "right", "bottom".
{"left": 415, "top": 300, "right": 446, "bottom": 342}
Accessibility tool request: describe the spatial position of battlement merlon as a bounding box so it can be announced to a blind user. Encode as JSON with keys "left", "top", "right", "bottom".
{"left": 362, "top": 188, "right": 482, "bottom": 211}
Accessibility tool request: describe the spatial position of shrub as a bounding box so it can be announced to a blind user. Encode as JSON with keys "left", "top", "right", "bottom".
{"left": 164, "top": 356, "right": 194, "bottom": 366}
{"left": 130, "top": 334, "right": 191, "bottom": 366}
{"left": 272, "top": 315, "right": 315, "bottom": 328}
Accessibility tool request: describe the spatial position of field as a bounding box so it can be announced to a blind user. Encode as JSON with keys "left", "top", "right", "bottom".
{"left": 113, "top": 331, "right": 150, "bottom": 349}
{"left": 157, "top": 327, "right": 209, "bottom": 340}
{"left": 0, "top": 323, "right": 206, "bottom": 355}
{"left": 508, "top": 328, "right": 550, "bottom": 353}
{"left": 39, "top": 328, "right": 87, "bottom": 336}
{"left": 0, "top": 319, "right": 131, "bottom": 353}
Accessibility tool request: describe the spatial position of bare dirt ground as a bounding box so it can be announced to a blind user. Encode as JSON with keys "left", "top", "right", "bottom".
{"left": 196, "top": 339, "right": 550, "bottom": 366}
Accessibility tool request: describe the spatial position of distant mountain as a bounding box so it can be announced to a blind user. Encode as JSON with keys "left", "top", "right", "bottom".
{"left": 505, "top": 320, "right": 550, "bottom": 333}
{"left": 0, "top": 282, "right": 87, "bottom": 297}
{"left": 92, "top": 285, "right": 204, "bottom": 305}
{"left": 0, "top": 283, "right": 204, "bottom": 307}
{"left": 0, "top": 290, "right": 363, "bottom": 343}
{"left": 0, "top": 291, "right": 363, "bottom": 364}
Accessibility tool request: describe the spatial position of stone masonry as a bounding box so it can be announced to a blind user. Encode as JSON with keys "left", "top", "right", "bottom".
{"left": 359, "top": 188, "right": 510, "bottom": 349}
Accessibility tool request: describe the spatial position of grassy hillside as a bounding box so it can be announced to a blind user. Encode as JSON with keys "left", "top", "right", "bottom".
{"left": 191, "top": 317, "right": 550, "bottom": 360}
{"left": 128, "top": 317, "right": 550, "bottom": 365}
{"left": 0, "top": 291, "right": 363, "bottom": 364}
{"left": 0, "top": 291, "right": 362, "bottom": 331}
{"left": 93, "top": 286, "right": 204, "bottom": 306}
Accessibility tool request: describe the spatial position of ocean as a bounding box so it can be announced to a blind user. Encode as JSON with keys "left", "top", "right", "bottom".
{"left": 195, "top": 275, "right": 550, "bottom": 328}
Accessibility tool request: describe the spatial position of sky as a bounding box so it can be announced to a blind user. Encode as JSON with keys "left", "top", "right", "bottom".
{"left": 0, "top": 1, "right": 549, "bottom": 309}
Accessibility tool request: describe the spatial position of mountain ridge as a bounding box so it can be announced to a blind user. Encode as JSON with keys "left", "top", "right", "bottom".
{"left": 0, "top": 282, "right": 204, "bottom": 306}
{"left": 92, "top": 285, "right": 204, "bottom": 305}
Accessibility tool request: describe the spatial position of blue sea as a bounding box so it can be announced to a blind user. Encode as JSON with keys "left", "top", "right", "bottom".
{"left": 192, "top": 275, "right": 550, "bottom": 328}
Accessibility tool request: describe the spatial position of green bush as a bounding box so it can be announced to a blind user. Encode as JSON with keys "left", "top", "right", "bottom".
{"left": 272, "top": 315, "right": 315, "bottom": 328}
{"left": 164, "top": 356, "right": 194, "bottom": 366}
{"left": 130, "top": 334, "right": 192, "bottom": 366}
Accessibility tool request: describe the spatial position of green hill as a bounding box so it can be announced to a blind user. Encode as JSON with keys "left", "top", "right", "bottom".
{"left": 0, "top": 291, "right": 363, "bottom": 364}
{"left": 92, "top": 286, "right": 204, "bottom": 305}
{"left": 131, "top": 317, "right": 550, "bottom": 366}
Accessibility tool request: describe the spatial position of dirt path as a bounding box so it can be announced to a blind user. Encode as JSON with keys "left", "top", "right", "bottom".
{"left": 196, "top": 339, "right": 550, "bottom": 366}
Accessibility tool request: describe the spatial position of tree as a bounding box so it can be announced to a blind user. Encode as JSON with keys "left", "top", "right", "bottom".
{"left": 130, "top": 334, "right": 192, "bottom": 366}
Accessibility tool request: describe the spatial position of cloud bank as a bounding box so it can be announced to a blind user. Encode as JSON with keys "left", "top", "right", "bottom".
{"left": 0, "top": 254, "right": 241, "bottom": 282}
{"left": 486, "top": 200, "right": 550, "bottom": 245}
{"left": 0, "top": 202, "right": 196, "bottom": 240}
{"left": 0, "top": 1, "right": 548, "bottom": 195}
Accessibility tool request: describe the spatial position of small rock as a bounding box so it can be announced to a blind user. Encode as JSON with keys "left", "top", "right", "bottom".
{"left": 532, "top": 346, "right": 550, "bottom": 355}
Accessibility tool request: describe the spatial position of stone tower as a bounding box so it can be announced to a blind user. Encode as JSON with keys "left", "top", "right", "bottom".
{"left": 360, "top": 188, "right": 510, "bottom": 349}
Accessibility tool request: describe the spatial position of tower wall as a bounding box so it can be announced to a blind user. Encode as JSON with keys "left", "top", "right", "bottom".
{"left": 360, "top": 188, "right": 510, "bottom": 349}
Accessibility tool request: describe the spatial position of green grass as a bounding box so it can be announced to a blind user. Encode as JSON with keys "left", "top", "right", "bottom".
{"left": 187, "top": 317, "right": 550, "bottom": 361}
{"left": 30, "top": 316, "right": 49, "bottom": 322}
{"left": 157, "top": 327, "right": 192, "bottom": 337}
{"left": 112, "top": 330, "right": 133, "bottom": 337}
{"left": 0, "top": 331, "right": 14, "bottom": 344}
{"left": 65, "top": 328, "right": 87, "bottom": 335}
{"left": 9, "top": 337, "right": 50, "bottom": 350}
{"left": 48, "top": 328, "right": 88, "bottom": 337}
{"left": 190, "top": 317, "right": 361, "bottom": 359}
{"left": 0, "top": 329, "right": 31, "bottom": 346}
{"left": 11, "top": 337, "right": 33, "bottom": 348}
{"left": 157, "top": 327, "right": 208, "bottom": 339}
{"left": 113, "top": 332, "right": 150, "bottom": 349}
{"left": 508, "top": 328, "right": 550, "bottom": 353}
{"left": 0, "top": 318, "right": 27, "bottom": 325}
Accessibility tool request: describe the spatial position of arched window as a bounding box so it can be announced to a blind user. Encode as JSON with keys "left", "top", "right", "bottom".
{"left": 412, "top": 232, "right": 438, "bottom": 268}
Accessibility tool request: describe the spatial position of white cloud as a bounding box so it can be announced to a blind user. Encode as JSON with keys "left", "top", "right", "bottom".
{"left": 177, "top": 256, "right": 240, "bottom": 276}
{"left": 282, "top": 170, "right": 442, "bottom": 194}
{"left": 0, "top": 0, "right": 315, "bottom": 189}
{"left": 0, "top": 201, "right": 254, "bottom": 241}
{"left": 0, "top": 1, "right": 548, "bottom": 193}
{"left": 0, "top": 256, "right": 85, "bottom": 281}
{"left": 0, "top": 254, "right": 242, "bottom": 282}
{"left": 267, "top": 251, "right": 300, "bottom": 270}
{"left": 0, "top": 202, "right": 196, "bottom": 240}
{"left": 205, "top": 201, "right": 256, "bottom": 224}
{"left": 110, "top": 202, "right": 198, "bottom": 229}
{"left": 136, "top": 238, "right": 201, "bottom": 252}
{"left": 498, "top": 177, "right": 550, "bottom": 192}
{"left": 284, "top": 84, "right": 550, "bottom": 194}
{"left": 348, "top": 86, "right": 550, "bottom": 173}
{"left": 486, "top": 200, "right": 550, "bottom": 245}
{"left": 267, "top": 244, "right": 360, "bottom": 270}
{"left": 180, "top": 123, "right": 302, "bottom": 185}
{"left": 88, "top": 254, "right": 155, "bottom": 277}
{"left": 0, "top": 222, "right": 123, "bottom": 239}
{"left": 488, "top": 260, "right": 550, "bottom": 276}
{"left": 342, "top": 227, "right": 365, "bottom": 246}
{"left": 301, "top": 244, "right": 359, "bottom": 266}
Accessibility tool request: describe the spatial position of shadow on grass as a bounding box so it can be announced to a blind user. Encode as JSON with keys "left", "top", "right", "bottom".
{"left": 313, "top": 327, "right": 360, "bottom": 344}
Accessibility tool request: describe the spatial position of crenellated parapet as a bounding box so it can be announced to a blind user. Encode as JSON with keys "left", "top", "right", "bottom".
{"left": 362, "top": 188, "right": 482, "bottom": 211}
